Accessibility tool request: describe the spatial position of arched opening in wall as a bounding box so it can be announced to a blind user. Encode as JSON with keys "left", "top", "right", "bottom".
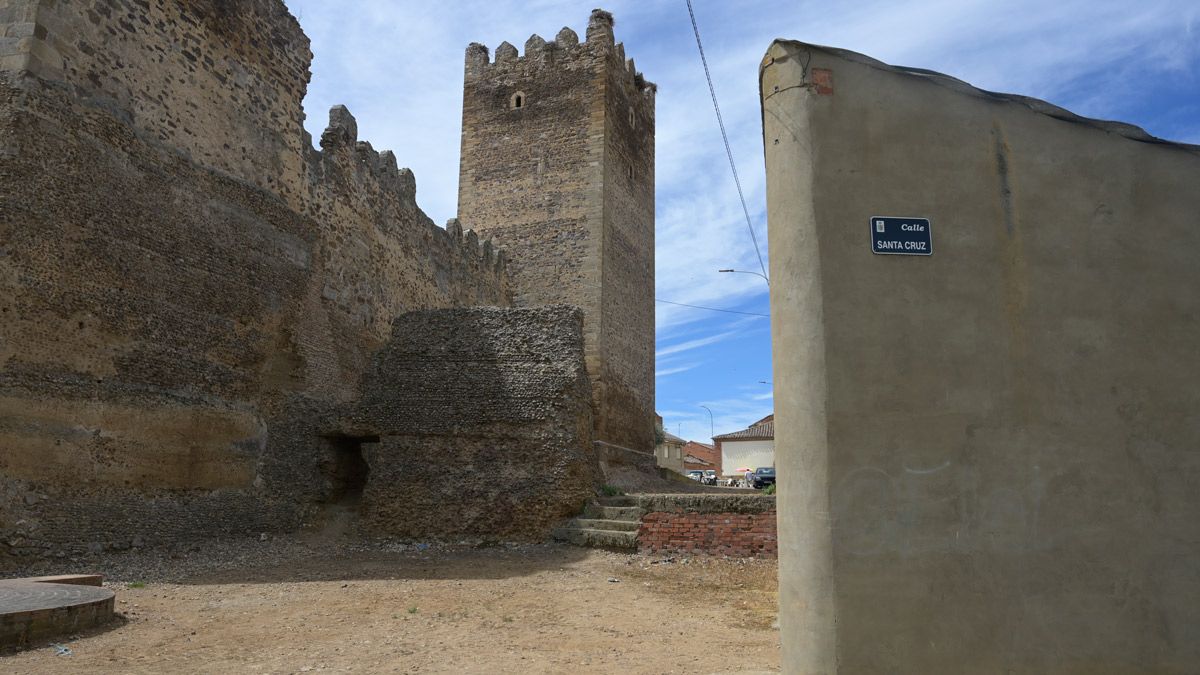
{"left": 510, "top": 91, "right": 526, "bottom": 109}
{"left": 321, "top": 434, "right": 377, "bottom": 505}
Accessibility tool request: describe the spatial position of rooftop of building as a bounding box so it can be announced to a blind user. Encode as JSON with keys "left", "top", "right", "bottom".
{"left": 713, "top": 414, "right": 774, "bottom": 441}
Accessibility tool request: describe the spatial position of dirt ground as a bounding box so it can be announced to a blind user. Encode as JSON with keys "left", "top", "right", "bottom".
{"left": 5, "top": 542, "right": 779, "bottom": 674}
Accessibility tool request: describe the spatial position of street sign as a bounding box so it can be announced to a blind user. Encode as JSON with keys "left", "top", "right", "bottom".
{"left": 870, "top": 216, "right": 932, "bottom": 256}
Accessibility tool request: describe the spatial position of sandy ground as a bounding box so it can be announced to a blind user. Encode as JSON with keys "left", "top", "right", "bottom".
{"left": 5, "top": 543, "right": 779, "bottom": 674}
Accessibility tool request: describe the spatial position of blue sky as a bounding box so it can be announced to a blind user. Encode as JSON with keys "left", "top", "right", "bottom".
{"left": 283, "top": 0, "right": 1199, "bottom": 444}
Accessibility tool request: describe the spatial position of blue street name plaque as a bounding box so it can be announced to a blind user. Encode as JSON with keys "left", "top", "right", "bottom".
{"left": 870, "top": 216, "right": 932, "bottom": 256}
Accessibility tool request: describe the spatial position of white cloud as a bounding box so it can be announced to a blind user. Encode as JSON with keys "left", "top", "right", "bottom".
{"left": 284, "top": 0, "right": 1196, "bottom": 442}
{"left": 656, "top": 363, "right": 700, "bottom": 378}
{"left": 655, "top": 328, "right": 741, "bottom": 358}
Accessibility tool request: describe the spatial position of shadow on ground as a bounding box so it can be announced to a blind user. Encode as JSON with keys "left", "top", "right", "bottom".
{"left": 178, "top": 543, "right": 596, "bottom": 585}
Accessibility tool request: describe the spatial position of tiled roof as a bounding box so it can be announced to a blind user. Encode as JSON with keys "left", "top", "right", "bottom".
{"left": 662, "top": 431, "right": 686, "bottom": 444}
{"left": 713, "top": 418, "right": 774, "bottom": 441}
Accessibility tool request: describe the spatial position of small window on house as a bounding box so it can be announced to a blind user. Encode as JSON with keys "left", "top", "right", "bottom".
{"left": 511, "top": 91, "right": 526, "bottom": 109}
{"left": 629, "top": 107, "right": 635, "bottom": 126}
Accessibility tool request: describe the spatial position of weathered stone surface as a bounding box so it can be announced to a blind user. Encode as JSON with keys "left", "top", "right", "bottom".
{"left": 344, "top": 306, "right": 599, "bottom": 540}
{"left": 0, "top": 1, "right": 511, "bottom": 561}
{"left": 458, "top": 9, "right": 656, "bottom": 452}
{"left": 0, "top": 1, "right": 661, "bottom": 562}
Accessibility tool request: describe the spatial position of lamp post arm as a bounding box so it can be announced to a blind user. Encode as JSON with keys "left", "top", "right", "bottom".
{"left": 718, "top": 269, "right": 770, "bottom": 285}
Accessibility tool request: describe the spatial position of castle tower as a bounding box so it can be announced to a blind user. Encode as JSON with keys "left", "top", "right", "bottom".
{"left": 458, "top": 10, "right": 656, "bottom": 451}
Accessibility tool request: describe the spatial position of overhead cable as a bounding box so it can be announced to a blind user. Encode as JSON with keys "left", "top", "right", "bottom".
{"left": 685, "top": 0, "right": 770, "bottom": 284}
{"left": 656, "top": 298, "right": 769, "bottom": 318}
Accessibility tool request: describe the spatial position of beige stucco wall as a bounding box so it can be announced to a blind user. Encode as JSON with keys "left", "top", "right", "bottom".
{"left": 654, "top": 439, "right": 685, "bottom": 473}
{"left": 762, "top": 40, "right": 1200, "bottom": 673}
{"left": 721, "top": 440, "right": 774, "bottom": 477}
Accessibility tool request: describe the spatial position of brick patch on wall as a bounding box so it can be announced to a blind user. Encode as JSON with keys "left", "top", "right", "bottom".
{"left": 638, "top": 510, "right": 777, "bottom": 558}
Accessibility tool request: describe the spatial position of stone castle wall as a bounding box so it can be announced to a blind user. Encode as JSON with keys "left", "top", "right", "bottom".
{"left": 344, "top": 306, "right": 598, "bottom": 540}
{"left": 1, "top": 0, "right": 311, "bottom": 200}
{"left": 0, "top": 1, "right": 515, "bottom": 560}
{"left": 457, "top": 10, "right": 656, "bottom": 452}
{"left": 597, "top": 30, "right": 655, "bottom": 454}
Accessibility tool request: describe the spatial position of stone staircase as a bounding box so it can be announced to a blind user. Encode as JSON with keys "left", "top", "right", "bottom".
{"left": 552, "top": 496, "right": 643, "bottom": 550}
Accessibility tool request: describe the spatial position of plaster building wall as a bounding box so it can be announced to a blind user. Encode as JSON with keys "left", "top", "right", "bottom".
{"left": 762, "top": 40, "right": 1200, "bottom": 673}
{"left": 720, "top": 440, "right": 774, "bottom": 477}
{"left": 654, "top": 431, "right": 686, "bottom": 474}
{"left": 457, "top": 10, "right": 656, "bottom": 452}
{"left": 0, "top": 0, "right": 513, "bottom": 560}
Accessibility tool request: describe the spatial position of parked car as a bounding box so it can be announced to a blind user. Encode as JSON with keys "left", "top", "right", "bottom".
{"left": 685, "top": 470, "right": 704, "bottom": 481}
{"left": 749, "top": 467, "right": 776, "bottom": 489}
{"left": 701, "top": 470, "right": 718, "bottom": 485}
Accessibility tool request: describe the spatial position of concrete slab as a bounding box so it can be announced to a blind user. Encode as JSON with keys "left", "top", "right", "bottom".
{"left": 0, "top": 579, "right": 115, "bottom": 650}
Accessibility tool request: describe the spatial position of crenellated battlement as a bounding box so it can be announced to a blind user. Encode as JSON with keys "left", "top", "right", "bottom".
{"left": 463, "top": 9, "right": 655, "bottom": 103}
{"left": 0, "top": 0, "right": 508, "bottom": 291}
{"left": 309, "top": 104, "right": 418, "bottom": 205}
{"left": 296, "top": 103, "right": 508, "bottom": 305}
{"left": 2, "top": 0, "right": 516, "bottom": 351}
{"left": 458, "top": 7, "right": 656, "bottom": 452}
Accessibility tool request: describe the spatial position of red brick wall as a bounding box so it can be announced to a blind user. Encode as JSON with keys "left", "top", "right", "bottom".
{"left": 638, "top": 511, "right": 777, "bottom": 557}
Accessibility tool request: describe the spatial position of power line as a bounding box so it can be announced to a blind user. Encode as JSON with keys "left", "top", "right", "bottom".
{"left": 656, "top": 298, "right": 769, "bottom": 318}
{"left": 685, "top": 0, "right": 769, "bottom": 284}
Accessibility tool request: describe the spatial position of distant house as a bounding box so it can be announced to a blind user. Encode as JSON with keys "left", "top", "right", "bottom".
{"left": 713, "top": 414, "right": 774, "bottom": 478}
{"left": 682, "top": 441, "right": 721, "bottom": 474}
{"left": 655, "top": 429, "right": 686, "bottom": 474}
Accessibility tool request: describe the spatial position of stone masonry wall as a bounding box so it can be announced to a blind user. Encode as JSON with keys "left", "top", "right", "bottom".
{"left": 0, "top": 1, "right": 513, "bottom": 562}
{"left": 341, "top": 306, "right": 599, "bottom": 540}
{"left": 2, "top": 0, "right": 312, "bottom": 201}
{"left": 598, "top": 28, "right": 655, "bottom": 453}
{"left": 458, "top": 10, "right": 656, "bottom": 452}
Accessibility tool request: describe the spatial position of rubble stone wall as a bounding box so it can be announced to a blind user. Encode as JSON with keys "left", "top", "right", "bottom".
{"left": 344, "top": 306, "right": 599, "bottom": 540}
{"left": 0, "top": 1, "right": 515, "bottom": 562}
{"left": 4, "top": 0, "right": 311, "bottom": 200}
{"left": 458, "top": 10, "right": 656, "bottom": 452}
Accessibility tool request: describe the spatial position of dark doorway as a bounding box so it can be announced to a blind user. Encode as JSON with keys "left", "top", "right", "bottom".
{"left": 322, "top": 435, "right": 376, "bottom": 505}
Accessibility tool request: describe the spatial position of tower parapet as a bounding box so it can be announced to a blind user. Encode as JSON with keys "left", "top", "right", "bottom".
{"left": 457, "top": 9, "right": 656, "bottom": 451}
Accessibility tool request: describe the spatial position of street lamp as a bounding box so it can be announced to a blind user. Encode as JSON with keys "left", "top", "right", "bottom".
{"left": 718, "top": 268, "right": 769, "bottom": 286}
{"left": 699, "top": 405, "right": 714, "bottom": 440}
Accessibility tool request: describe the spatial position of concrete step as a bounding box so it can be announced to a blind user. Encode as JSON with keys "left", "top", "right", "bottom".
{"left": 552, "top": 527, "right": 638, "bottom": 550}
{"left": 584, "top": 505, "right": 644, "bottom": 521}
{"left": 572, "top": 518, "right": 640, "bottom": 532}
